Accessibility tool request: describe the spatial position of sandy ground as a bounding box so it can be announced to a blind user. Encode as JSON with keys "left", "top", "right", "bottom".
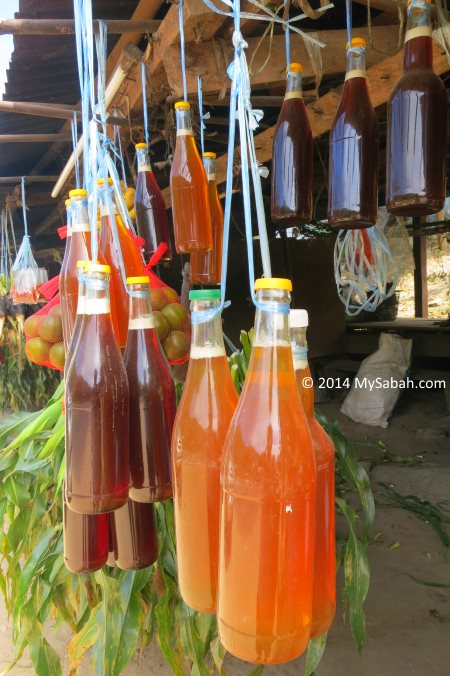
{"left": 1, "top": 387, "right": 449, "bottom": 675}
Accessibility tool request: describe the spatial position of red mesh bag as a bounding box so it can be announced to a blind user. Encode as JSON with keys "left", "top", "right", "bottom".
{"left": 24, "top": 277, "right": 65, "bottom": 372}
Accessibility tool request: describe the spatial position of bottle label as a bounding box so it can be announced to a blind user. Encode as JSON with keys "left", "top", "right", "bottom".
{"left": 84, "top": 298, "right": 110, "bottom": 315}
{"left": 405, "top": 26, "right": 432, "bottom": 42}
{"left": 100, "top": 203, "right": 118, "bottom": 217}
{"left": 207, "top": 174, "right": 216, "bottom": 181}
{"left": 71, "top": 223, "right": 91, "bottom": 233}
{"left": 345, "top": 69, "right": 367, "bottom": 81}
{"left": 76, "top": 296, "right": 86, "bottom": 315}
{"left": 284, "top": 92, "right": 303, "bottom": 101}
{"left": 128, "top": 316, "right": 155, "bottom": 330}
{"left": 190, "top": 345, "right": 226, "bottom": 359}
{"left": 138, "top": 163, "right": 152, "bottom": 172}
{"left": 177, "top": 129, "right": 194, "bottom": 137}
{"left": 291, "top": 343, "right": 308, "bottom": 370}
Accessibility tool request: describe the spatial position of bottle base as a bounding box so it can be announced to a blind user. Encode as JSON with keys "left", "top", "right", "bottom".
{"left": 66, "top": 492, "right": 128, "bottom": 515}
{"left": 218, "top": 618, "right": 309, "bottom": 665}
{"left": 64, "top": 556, "right": 107, "bottom": 574}
{"left": 387, "top": 198, "right": 444, "bottom": 218}
{"left": 328, "top": 215, "right": 376, "bottom": 229}
{"left": 129, "top": 484, "right": 173, "bottom": 503}
{"left": 115, "top": 556, "right": 157, "bottom": 571}
{"left": 310, "top": 606, "right": 336, "bottom": 639}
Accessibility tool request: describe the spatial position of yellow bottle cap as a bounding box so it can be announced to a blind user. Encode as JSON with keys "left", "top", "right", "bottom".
{"left": 84, "top": 262, "right": 111, "bottom": 274}
{"left": 76, "top": 260, "right": 90, "bottom": 269}
{"left": 254, "top": 278, "right": 293, "bottom": 292}
{"left": 174, "top": 100, "right": 190, "bottom": 110}
{"left": 135, "top": 142, "right": 147, "bottom": 150}
{"left": 346, "top": 37, "right": 367, "bottom": 50}
{"left": 289, "top": 62, "right": 303, "bottom": 73}
{"left": 69, "top": 188, "right": 88, "bottom": 198}
{"left": 97, "top": 177, "right": 113, "bottom": 185}
{"left": 65, "top": 198, "right": 71, "bottom": 206}
{"left": 126, "top": 276, "right": 150, "bottom": 285}
{"left": 203, "top": 151, "right": 217, "bottom": 159}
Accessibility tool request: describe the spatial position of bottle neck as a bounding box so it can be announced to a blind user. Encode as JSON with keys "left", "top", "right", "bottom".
{"left": 70, "top": 197, "right": 90, "bottom": 233}
{"left": 128, "top": 284, "right": 155, "bottom": 330}
{"left": 84, "top": 272, "right": 111, "bottom": 316}
{"left": 175, "top": 108, "right": 194, "bottom": 137}
{"left": 98, "top": 185, "right": 118, "bottom": 217}
{"left": 284, "top": 71, "right": 303, "bottom": 100}
{"left": 66, "top": 207, "right": 72, "bottom": 236}
{"left": 404, "top": 1, "right": 433, "bottom": 69}
{"left": 345, "top": 47, "right": 367, "bottom": 81}
{"left": 290, "top": 327, "right": 308, "bottom": 371}
{"left": 190, "top": 300, "right": 226, "bottom": 359}
{"left": 76, "top": 274, "right": 86, "bottom": 315}
{"left": 203, "top": 157, "right": 216, "bottom": 182}
{"left": 137, "top": 148, "right": 152, "bottom": 173}
{"left": 253, "top": 289, "right": 291, "bottom": 348}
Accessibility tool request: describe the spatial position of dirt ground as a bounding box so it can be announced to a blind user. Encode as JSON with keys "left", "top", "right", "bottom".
{"left": 1, "top": 387, "right": 449, "bottom": 675}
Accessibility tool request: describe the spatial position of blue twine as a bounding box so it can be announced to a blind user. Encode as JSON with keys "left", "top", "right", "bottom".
{"left": 20, "top": 177, "right": 28, "bottom": 237}
{"left": 345, "top": 0, "right": 352, "bottom": 49}
{"left": 141, "top": 61, "right": 150, "bottom": 147}
{"left": 408, "top": 0, "right": 427, "bottom": 13}
{"left": 284, "top": 0, "right": 290, "bottom": 68}
{"left": 178, "top": 0, "right": 188, "bottom": 101}
{"left": 197, "top": 76, "right": 210, "bottom": 157}
{"left": 71, "top": 112, "right": 80, "bottom": 189}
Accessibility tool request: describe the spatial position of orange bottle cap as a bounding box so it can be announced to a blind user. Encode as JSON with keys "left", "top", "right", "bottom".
{"left": 346, "top": 37, "right": 367, "bottom": 50}
{"left": 289, "top": 62, "right": 303, "bottom": 73}
{"left": 84, "top": 261, "right": 111, "bottom": 274}
{"left": 254, "top": 278, "right": 293, "bottom": 292}
{"left": 97, "top": 177, "right": 113, "bottom": 185}
{"left": 135, "top": 142, "right": 147, "bottom": 150}
{"left": 65, "top": 198, "right": 71, "bottom": 206}
{"left": 174, "top": 100, "right": 190, "bottom": 110}
{"left": 126, "top": 276, "right": 150, "bottom": 285}
{"left": 69, "top": 188, "right": 88, "bottom": 198}
{"left": 203, "top": 152, "right": 217, "bottom": 159}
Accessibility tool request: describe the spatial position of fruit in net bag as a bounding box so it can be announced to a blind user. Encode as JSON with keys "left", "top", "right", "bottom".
{"left": 24, "top": 295, "right": 65, "bottom": 372}
{"left": 147, "top": 278, "right": 190, "bottom": 365}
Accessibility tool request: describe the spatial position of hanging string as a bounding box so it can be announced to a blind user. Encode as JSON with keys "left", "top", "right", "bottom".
{"left": 141, "top": 61, "right": 150, "bottom": 147}
{"left": 197, "top": 76, "right": 210, "bottom": 156}
{"left": 71, "top": 112, "right": 80, "bottom": 189}
{"left": 345, "top": 0, "right": 352, "bottom": 48}
{"left": 178, "top": 0, "right": 188, "bottom": 101}
{"left": 116, "top": 120, "right": 128, "bottom": 188}
{"left": 20, "top": 177, "right": 29, "bottom": 238}
{"left": 284, "top": 0, "right": 291, "bottom": 68}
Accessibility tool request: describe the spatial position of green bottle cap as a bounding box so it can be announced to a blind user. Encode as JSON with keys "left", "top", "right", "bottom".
{"left": 189, "top": 289, "right": 221, "bottom": 300}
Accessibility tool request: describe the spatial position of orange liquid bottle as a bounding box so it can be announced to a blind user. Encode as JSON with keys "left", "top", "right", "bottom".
{"left": 386, "top": 0, "right": 447, "bottom": 216}
{"left": 98, "top": 178, "right": 145, "bottom": 350}
{"left": 170, "top": 101, "right": 213, "bottom": 253}
{"left": 124, "top": 277, "right": 176, "bottom": 502}
{"left": 218, "top": 279, "right": 316, "bottom": 664}
{"left": 271, "top": 63, "right": 313, "bottom": 226}
{"left": 65, "top": 262, "right": 129, "bottom": 514}
{"left": 328, "top": 39, "right": 379, "bottom": 229}
{"left": 110, "top": 499, "right": 158, "bottom": 570}
{"left": 63, "top": 490, "right": 109, "bottom": 573}
{"left": 134, "top": 143, "right": 172, "bottom": 263}
{"left": 172, "top": 289, "right": 238, "bottom": 613}
{"left": 190, "top": 153, "right": 224, "bottom": 285}
{"left": 290, "top": 309, "right": 335, "bottom": 638}
{"left": 59, "top": 198, "right": 72, "bottom": 350}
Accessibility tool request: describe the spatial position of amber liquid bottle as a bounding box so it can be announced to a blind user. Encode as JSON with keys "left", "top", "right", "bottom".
{"left": 110, "top": 499, "right": 158, "bottom": 570}
{"left": 328, "top": 38, "right": 379, "bottom": 229}
{"left": 65, "top": 263, "right": 129, "bottom": 514}
{"left": 170, "top": 101, "right": 213, "bottom": 253}
{"left": 271, "top": 63, "right": 313, "bottom": 226}
{"left": 134, "top": 143, "right": 172, "bottom": 263}
{"left": 218, "top": 279, "right": 316, "bottom": 664}
{"left": 63, "top": 492, "right": 109, "bottom": 573}
{"left": 386, "top": 0, "right": 447, "bottom": 216}
{"left": 124, "top": 277, "right": 175, "bottom": 503}
{"left": 290, "top": 310, "right": 335, "bottom": 639}
{"left": 172, "top": 289, "right": 238, "bottom": 613}
{"left": 59, "top": 199, "right": 72, "bottom": 350}
{"left": 190, "top": 153, "right": 224, "bottom": 285}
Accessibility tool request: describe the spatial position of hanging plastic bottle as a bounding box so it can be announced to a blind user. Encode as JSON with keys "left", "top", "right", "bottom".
{"left": 59, "top": 198, "right": 72, "bottom": 349}
{"left": 134, "top": 143, "right": 172, "bottom": 264}
{"left": 170, "top": 101, "right": 213, "bottom": 253}
{"left": 124, "top": 276, "right": 175, "bottom": 503}
{"left": 190, "top": 153, "right": 224, "bottom": 285}
{"left": 98, "top": 177, "right": 145, "bottom": 350}
{"left": 172, "top": 289, "right": 238, "bottom": 613}
{"left": 109, "top": 499, "right": 158, "bottom": 570}
{"left": 65, "top": 262, "right": 129, "bottom": 514}
{"left": 63, "top": 491, "right": 109, "bottom": 573}
{"left": 290, "top": 309, "right": 335, "bottom": 638}
{"left": 218, "top": 278, "right": 316, "bottom": 664}
{"left": 328, "top": 38, "right": 379, "bottom": 229}
{"left": 271, "top": 63, "right": 313, "bottom": 226}
{"left": 386, "top": 0, "right": 447, "bottom": 216}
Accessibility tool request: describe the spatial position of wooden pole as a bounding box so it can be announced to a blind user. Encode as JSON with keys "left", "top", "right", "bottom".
{"left": 0, "top": 100, "right": 129, "bottom": 126}
{"left": 0, "top": 176, "right": 59, "bottom": 184}
{"left": 0, "top": 19, "right": 161, "bottom": 36}
{"left": 0, "top": 134, "right": 72, "bottom": 143}
{"left": 413, "top": 217, "right": 428, "bottom": 318}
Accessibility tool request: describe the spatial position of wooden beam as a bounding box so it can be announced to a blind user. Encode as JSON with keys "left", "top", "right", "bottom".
{"left": 0, "top": 133, "right": 72, "bottom": 143}
{"left": 0, "top": 19, "right": 161, "bottom": 36}
{"left": 0, "top": 100, "right": 79, "bottom": 120}
{"left": 0, "top": 176, "right": 59, "bottom": 185}
{"left": 352, "top": 0, "right": 436, "bottom": 18}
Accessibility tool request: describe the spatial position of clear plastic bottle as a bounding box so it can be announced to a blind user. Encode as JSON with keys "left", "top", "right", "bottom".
{"left": 170, "top": 101, "right": 213, "bottom": 253}
{"left": 172, "top": 289, "right": 238, "bottom": 613}
{"left": 124, "top": 276, "right": 175, "bottom": 503}
{"left": 386, "top": 0, "right": 447, "bottom": 216}
{"left": 290, "top": 309, "right": 335, "bottom": 638}
{"left": 190, "top": 153, "right": 224, "bottom": 285}
{"left": 328, "top": 39, "right": 379, "bottom": 228}
{"left": 271, "top": 63, "right": 313, "bottom": 226}
{"left": 65, "top": 262, "right": 129, "bottom": 514}
{"left": 134, "top": 143, "right": 172, "bottom": 263}
{"left": 218, "top": 278, "right": 316, "bottom": 664}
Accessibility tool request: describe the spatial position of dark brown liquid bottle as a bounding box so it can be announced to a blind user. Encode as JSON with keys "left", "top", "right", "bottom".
{"left": 271, "top": 63, "right": 313, "bottom": 226}
{"left": 328, "top": 38, "right": 379, "bottom": 229}
{"left": 110, "top": 499, "right": 158, "bottom": 570}
{"left": 63, "top": 491, "right": 109, "bottom": 573}
{"left": 134, "top": 143, "right": 172, "bottom": 263}
{"left": 124, "top": 277, "right": 175, "bottom": 502}
{"left": 65, "top": 262, "right": 130, "bottom": 514}
{"left": 386, "top": 0, "right": 447, "bottom": 216}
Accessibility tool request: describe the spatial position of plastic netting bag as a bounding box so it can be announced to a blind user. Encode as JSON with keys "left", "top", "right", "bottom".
{"left": 10, "top": 236, "right": 48, "bottom": 305}
{"left": 24, "top": 280, "right": 64, "bottom": 372}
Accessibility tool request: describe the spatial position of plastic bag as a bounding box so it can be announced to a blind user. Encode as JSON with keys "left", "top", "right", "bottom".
{"left": 24, "top": 280, "right": 64, "bottom": 372}
{"left": 10, "top": 240, "right": 48, "bottom": 305}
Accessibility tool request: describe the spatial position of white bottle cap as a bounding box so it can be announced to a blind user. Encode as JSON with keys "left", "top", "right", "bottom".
{"left": 290, "top": 309, "right": 309, "bottom": 328}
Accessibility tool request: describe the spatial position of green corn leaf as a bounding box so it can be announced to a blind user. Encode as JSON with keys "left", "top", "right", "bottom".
{"left": 305, "top": 633, "right": 328, "bottom": 676}
{"left": 38, "top": 414, "right": 65, "bottom": 459}
{"left": 239, "top": 330, "right": 252, "bottom": 363}
{"left": 68, "top": 603, "right": 101, "bottom": 672}
{"left": 3, "top": 476, "right": 30, "bottom": 508}
{"left": 3, "top": 399, "right": 63, "bottom": 451}
{"left": 13, "top": 528, "right": 55, "bottom": 627}
{"left": 210, "top": 636, "right": 226, "bottom": 675}
{"left": 154, "top": 575, "right": 186, "bottom": 676}
{"left": 91, "top": 570, "right": 125, "bottom": 675}
{"left": 0, "top": 410, "right": 40, "bottom": 447}
{"left": 248, "top": 667, "right": 265, "bottom": 676}
{"left": 114, "top": 569, "right": 153, "bottom": 674}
